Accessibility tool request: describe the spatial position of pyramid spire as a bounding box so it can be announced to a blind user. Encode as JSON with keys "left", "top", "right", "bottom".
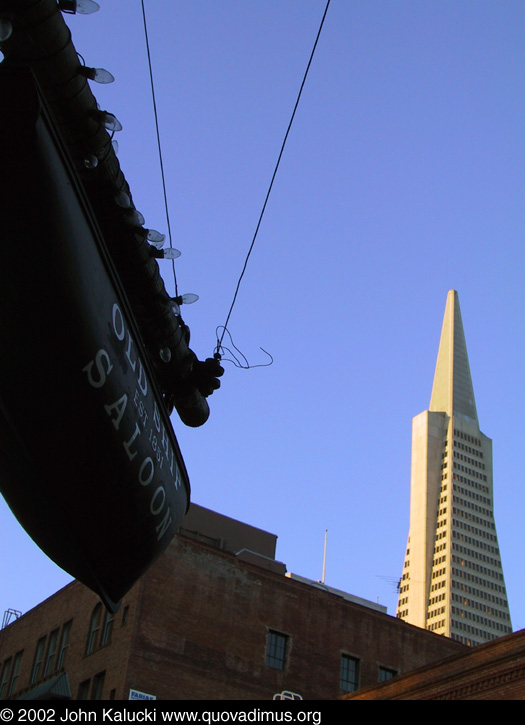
{"left": 429, "top": 290, "right": 478, "bottom": 424}
{"left": 396, "top": 290, "right": 512, "bottom": 645}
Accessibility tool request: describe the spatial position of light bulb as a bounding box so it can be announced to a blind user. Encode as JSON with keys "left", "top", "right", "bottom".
{"left": 128, "top": 209, "right": 145, "bottom": 226}
{"left": 146, "top": 230, "right": 166, "bottom": 249}
{"left": 171, "top": 303, "right": 181, "bottom": 317}
{"left": 115, "top": 191, "right": 131, "bottom": 208}
{"left": 79, "top": 66, "right": 115, "bottom": 84}
{"left": 84, "top": 154, "right": 98, "bottom": 169}
{"left": 100, "top": 111, "right": 122, "bottom": 133}
{"left": 172, "top": 293, "right": 199, "bottom": 305}
{"left": 77, "top": 0, "right": 100, "bottom": 12}
{"left": 111, "top": 139, "right": 119, "bottom": 154}
{"left": 148, "top": 247, "right": 181, "bottom": 260}
{"left": 159, "top": 347, "right": 172, "bottom": 363}
{"left": 58, "top": 1, "right": 100, "bottom": 14}
{"left": 0, "top": 18, "right": 13, "bottom": 41}
{"left": 162, "top": 248, "right": 181, "bottom": 260}
{"left": 180, "top": 293, "right": 199, "bottom": 305}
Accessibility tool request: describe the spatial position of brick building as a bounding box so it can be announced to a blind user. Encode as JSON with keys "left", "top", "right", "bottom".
{"left": 343, "top": 628, "right": 525, "bottom": 699}
{"left": 1, "top": 505, "right": 466, "bottom": 701}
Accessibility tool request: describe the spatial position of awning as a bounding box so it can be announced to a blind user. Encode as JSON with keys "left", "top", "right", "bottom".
{"left": 17, "top": 672, "right": 72, "bottom": 701}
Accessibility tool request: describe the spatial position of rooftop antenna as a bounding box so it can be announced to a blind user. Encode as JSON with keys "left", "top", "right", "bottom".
{"left": 376, "top": 575, "right": 403, "bottom": 593}
{"left": 321, "top": 529, "right": 328, "bottom": 584}
{"left": 2, "top": 609, "right": 21, "bottom": 629}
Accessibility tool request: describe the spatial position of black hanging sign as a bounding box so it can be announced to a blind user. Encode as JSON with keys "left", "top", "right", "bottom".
{"left": 0, "top": 69, "right": 190, "bottom": 611}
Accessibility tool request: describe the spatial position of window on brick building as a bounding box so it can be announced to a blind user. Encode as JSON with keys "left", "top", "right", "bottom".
{"left": 91, "top": 671, "right": 105, "bottom": 700}
{"left": 265, "top": 630, "right": 288, "bottom": 670}
{"left": 86, "top": 604, "right": 102, "bottom": 654}
{"left": 0, "top": 658, "right": 12, "bottom": 699}
{"left": 57, "top": 621, "right": 72, "bottom": 669}
{"left": 77, "top": 679, "right": 90, "bottom": 700}
{"left": 100, "top": 611, "right": 115, "bottom": 647}
{"left": 7, "top": 651, "right": 23, "bottom": 697}
{"left": 340, "top": 654, "right": 360, "bottom": 692}
{"left": 43, "top": 629, "right": 59, "bottom": 677}
{"left": 378, "top": 666, "right": 397, "bottom": 682}
{"left": 31, "top": 637, "right": 46, "bottom": 684}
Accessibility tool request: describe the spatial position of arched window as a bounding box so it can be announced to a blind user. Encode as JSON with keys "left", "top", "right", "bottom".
{"left": 100, "top": 610, "right": 115, "bottom": 647}
{"left": 86, "top": 604, "right": 102, "bottom": 654}
{"left": 57, "top": 620, "right": 72, "bottom": 669}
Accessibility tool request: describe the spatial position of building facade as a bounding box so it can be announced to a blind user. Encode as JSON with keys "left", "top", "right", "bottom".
{"left": 343, "top": 628, "right": 525, "bottom": 700}
{"left": 396, "top": 290, "right": 512, "bottom": 645}
{"left": 1, "top": 505, "right": 466, "bottom": 701}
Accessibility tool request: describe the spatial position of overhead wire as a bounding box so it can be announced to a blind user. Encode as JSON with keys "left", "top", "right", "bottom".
{"left": 140, "top": 0, "right": 178, "bottom": 296}
{"left": 215, "top": 327, "right": 274, "bottom": 370}
{"left": 140, "top": 0, "right": 332, "bottom": 352}
{"left": 215, "top": 0, "right": 332, "bottom": 357}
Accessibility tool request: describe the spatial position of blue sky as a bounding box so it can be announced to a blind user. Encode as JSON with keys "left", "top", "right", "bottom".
{"left": 1, "top": 1, "right": 524, "bottom": 632}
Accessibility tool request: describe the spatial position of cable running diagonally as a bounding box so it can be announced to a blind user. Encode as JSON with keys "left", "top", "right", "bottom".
{"left": 216, "top": 0, "right": 332, "bottom": 356}
{"left": 140, "top": 0, "right": 178, "bottom": 295}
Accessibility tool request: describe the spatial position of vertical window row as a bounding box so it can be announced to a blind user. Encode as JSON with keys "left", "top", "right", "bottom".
{"left": 2, "top": 619, "right": 73, "bottom": 697}
{"left": 2, "top": 602, "right": 122, "bottom": 699}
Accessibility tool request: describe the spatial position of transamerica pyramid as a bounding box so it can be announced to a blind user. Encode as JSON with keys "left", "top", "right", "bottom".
{"left": 396, "top": 290, "right": 512, "bottom": 645}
